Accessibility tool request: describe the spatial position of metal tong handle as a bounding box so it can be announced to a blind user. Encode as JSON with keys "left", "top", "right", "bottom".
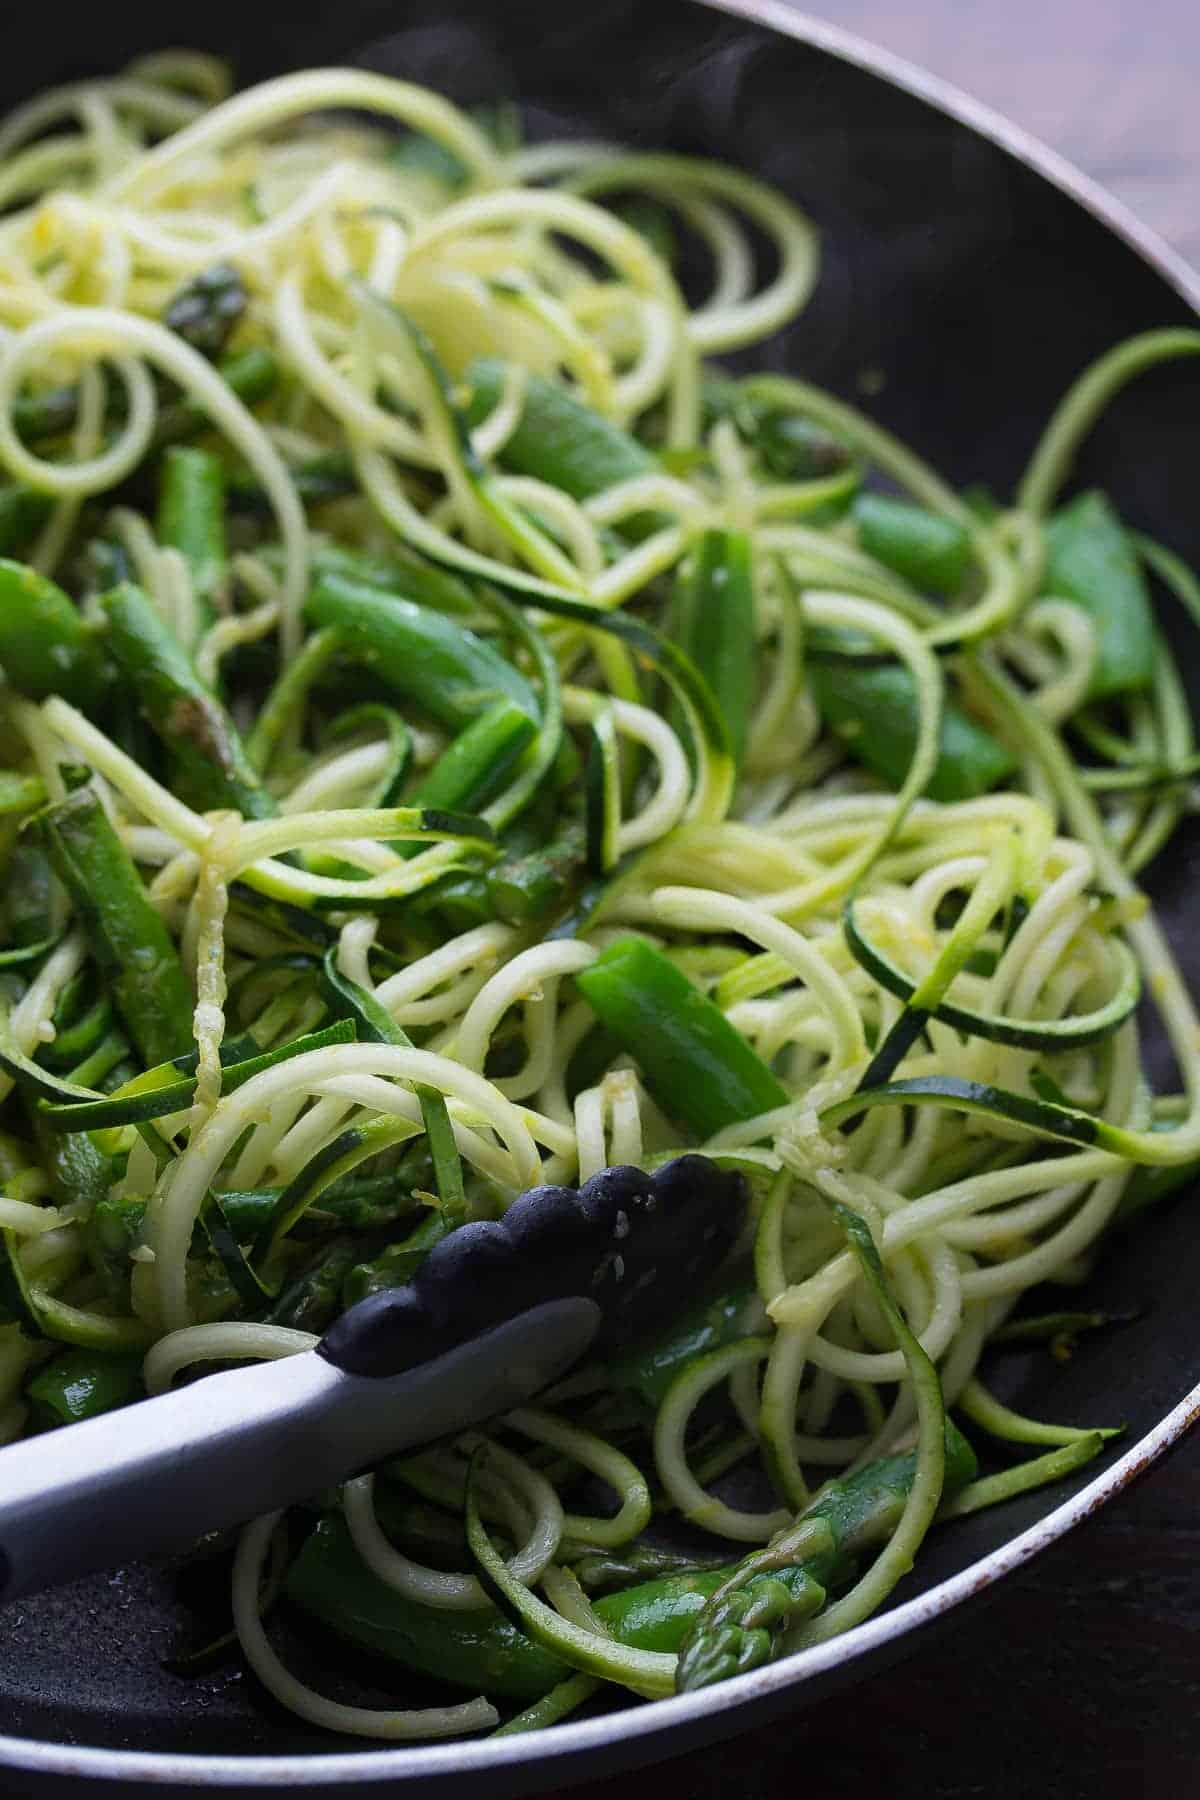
{"left": 0, "top": 1297, "right": 599, "bottom": 1604}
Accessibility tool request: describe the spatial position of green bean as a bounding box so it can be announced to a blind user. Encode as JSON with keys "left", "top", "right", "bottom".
{"left": 305, "top": 570, "right": 538, "bottom": 731}
{"left": 26, "top": 1346, "right": 144, "bottom": 1429}
{"left": 155, "top": 446, "right": 228, "bottom": 620}
{"left": 163, "top": 262, "right": 247, "bottom": 358}
{"left": 809, "top": 657, "right": 1016, "bottom": 801}
{"left": 575, "top": 935, "right": 789, "bottom": 1138}
{"left": 101, "top": 582, "right": 275, "bottom": 818}
{"left": 1043, "top": 490, "right": 1156, "bottom": 697}
{"left": 670, "top": 529, "right": 755, "bottom": 769}
{"left": 853, "top": 493, "right": 970, "bottom": 595}
{"left": 36, "top": 785, "right": 194, "bottom": 1067}
{"left": 0, "top": 559, "right": 107, "bottom": 704}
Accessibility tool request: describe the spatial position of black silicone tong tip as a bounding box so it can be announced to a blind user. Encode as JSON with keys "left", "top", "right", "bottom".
{"left": 318, "top": 1154, "right": 746, "bottom": 1378}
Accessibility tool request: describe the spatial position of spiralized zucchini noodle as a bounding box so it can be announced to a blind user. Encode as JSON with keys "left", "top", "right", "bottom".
{"left": 0, "top": 50, "right": 1199, "bottom": 1738}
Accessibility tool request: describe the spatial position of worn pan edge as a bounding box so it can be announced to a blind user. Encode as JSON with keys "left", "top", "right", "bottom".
{"left": 2, "top": 0, "right": 1198, "bottom": 1787}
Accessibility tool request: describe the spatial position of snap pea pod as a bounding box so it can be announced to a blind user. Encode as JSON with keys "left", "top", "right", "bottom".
{"left": 670, "top": 530, "right": 755, "bottom": 769}
{"left": 30, "top": 1107, "right": 113, "bottom": 1217}
{"left": 284, "top": 1424, "right": 976, "bottom": 1703}
{"left": 853, "top": 493, "right": 970, "bottom": 596}
{"left": 575, "top": 936, "right": 789, "bottom": 1138}
{"left": 36, "top": 784, "right": 194, "bottom": 1068}
{"left": 25, "top": 1346, "right": 145, "bottom": 1430}
{"left": 0, "top": 559, "right": 107, "bottom": 704}
{"left": 463, "top": 357, "right": 660, "bottom": 534}
{"left": 605, "top": 1281, "right": 763, "bottom": 1409}
{"left": 675, "top": 1421, "right": 978, "bottom": 1690}
{"left": 155, "top": 446, "right": 228, "bottom": 621}
{"left": 101, "top": 582, "right": 275, "bottom": 819}
{"left": 305, "top": 570, "right": 538, "bottom": 731}
{"left": 1043, "top": 490, "right": 1156, "bottom": 698}
{"left": 808, "top": 658, "right": 1016, "bottom": 802}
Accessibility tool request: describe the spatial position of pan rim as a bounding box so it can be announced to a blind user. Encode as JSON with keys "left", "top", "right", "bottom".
{"left": 3, "top": 0, "right": 1198, "bottom": 1784}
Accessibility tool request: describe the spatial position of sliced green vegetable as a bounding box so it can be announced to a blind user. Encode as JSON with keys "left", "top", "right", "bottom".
{"left": 671, "top": 529, "right": 756, "bottom": 769}
{"left": 854, "top": 492, "right": 969, "bottom": 595}
{"left": 464, "top": 357, "right": 657, "bottom": 523}
{"left": 1043, "top": 490, "right": 1156, "bottom": 698}
{"left": 405, "top": 699, "right": 536, "bottom": 817}
{"left": 844, "top": 897, "right": 1140, "bottom": 1051}
{"left": 576, "top": 935, "right": 789, "bottom": 1138}
{"left": 27, "top": 1346, "right": 145, "bottom": 1429}
{"left": 305, "top": 571, "right": 538, "bottom": 731}
{"left": 101, "top": 582, "right": 275, "bottom": 818}
{"left": 37, "top": 784, "right": 194, "bottom": 1068}
{"left": 0, "top": 559, "right": 106, "bottom": 704}
{"left": 38, "top": 1019, "right": 356, "bottom": 1133}
{"left": 156, "top": 446, "right": 227, "bottom": 621}
{"left": 809, "top": 657, "right": 1016, "bottom": 802}
{"left": 318, "top": 950, "right": 464, "bottom": 1215}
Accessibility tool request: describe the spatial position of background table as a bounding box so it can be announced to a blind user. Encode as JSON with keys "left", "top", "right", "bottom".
{"left": 565, "top": 4, "right": 1200, "bottom": 1794}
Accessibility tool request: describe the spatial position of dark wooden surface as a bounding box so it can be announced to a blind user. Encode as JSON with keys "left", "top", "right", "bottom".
{"left": 562, "top": 6, "right": 1200, "bottom": 1796}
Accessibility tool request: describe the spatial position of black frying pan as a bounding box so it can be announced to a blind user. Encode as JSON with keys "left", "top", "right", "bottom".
{"left": 1, "top": 2, "right": 1198, "bottom": 1792}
